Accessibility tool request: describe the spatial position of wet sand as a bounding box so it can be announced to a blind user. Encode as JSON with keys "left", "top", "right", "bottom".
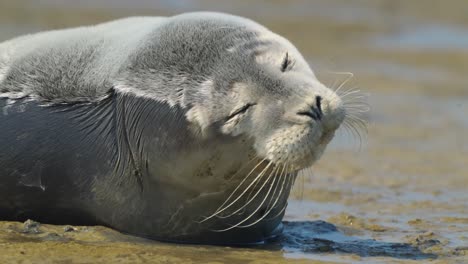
{"left": 0, "top": 0, "right": 467, "bottom": 263}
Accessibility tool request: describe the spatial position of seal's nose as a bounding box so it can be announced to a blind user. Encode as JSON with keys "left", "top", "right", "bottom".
{"left": 297, "top": 95, "right": 323, "bottom": 121}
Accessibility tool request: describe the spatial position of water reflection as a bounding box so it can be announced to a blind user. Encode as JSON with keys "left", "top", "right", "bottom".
{"left": 277, "top": 221, "right": 437, "bottom": 260}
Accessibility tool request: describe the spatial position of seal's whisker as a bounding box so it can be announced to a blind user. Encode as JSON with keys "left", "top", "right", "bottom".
{"left": 330, "top": 78, "right": 340, "bottom": 92}
{"left": 344, "top": 107, "right": 370, "bottom": 113}
{"left": 343, "top": 97, "right": 369, "bottom": 104}
{"left": 343, "top": 93, "right": 369, "bottom": 103}
{"left": 237, "top": 181, "right": 285, "bottom": 228}
{"left": 218, "top": 161, "right": 273, "bottom": 212}
{"left": 333, "top": 72, "right": 354, "bottom": 95}
{"left": 324, "top": 71, "right": 352, "bottom": 91}
{"left": 339, "top": 84, "right": 369, "bottom": 149}
{"left": 342, "top": 98, "right": 369, "bottom": 105}
{"left": 292, "top": 166, "right": 304, "bottom": 201}
{"left": 335, "top": 84, "right": 358, "bottom": 99}
{"left": 347, "top": 115, "right": 368, "bottom": 128}
{"left": 264, "top": 202, "right": 287, "bottom": 222}
{"left": 263, "top": 182, "right": 288, "bottom": 221}
{"left": 260, "top": 167, "right": 296, "bottom": 221}
{"left": 343, "top": 118, "right": 366, "bottom": 150}
{"left": 215, "top": 157, "right": 265, "bottom": 204}
{"left": 336, "top": 84, "right": 358, "bottom": 94}
{"left": 216, "top": 165, "right": 280, "bottom": 219}
{"left": 344, "top": 119, "right": 361, "bottom": 139}
{"left": 242, "top": 161, "right": 276, "bottom": 204}
{"left": 300, "top": 167, "right": 305, "bottom": 201}
{"left": 198, "top": 158, "right": 268, "bottom": 223}
{"left": 345, "top": 123, "right": 362, "bottom": 146}
{"left": 345, "top": 112, "right": 368, "bottom": 125}
{"left": 239, "top": 164, "right": 291, "bottom": 227}
{"left": 267, "top": 171, "right": 295, "bottom": 223}
{"left": 303, "top": 166, "right": 314, "bottom": 187}
{"left": 343, "top": 101, "right": 369, "bottom": 115}
{"left": 265, "top": 164, "right": 286, "bottom": 210}
{"left": 212, "top": 162, "right": 279, "bottom": 232}
{"left": 200, "top": 160, "right": 272, "bottom": 223}
{"left": 341, "top": 121, "right": 360, "bottom": 146}
{"left": 264, "top": 164, "right": 293, "bottom": 221}
{"left": 344, "top": 106, "right": 370, "bottom": 114}
{"left": 339, "top": 89, "right": 362, "bottom": 99}
{"left": 212, "top": 156, "right": 263, "bottom": 217}
{"left": 340, "top": 122, "right": 351, "bottom": 138}
{"left": 327, "top": 71, "right": 354, "bottom": 79}
{"left": 345, "top": 114, "right": 368, "bottom": 133}
{"left": 344, "top": 103, "right": 369, "bottom": 110}
{"left": 342, "top": 95, "right": 368, "bottom": 102}
{"left": 224, "top": 154, "right": 260, "bottom": 183}
{"left": 338, "top": 87, "right": 360, "bottom": 98}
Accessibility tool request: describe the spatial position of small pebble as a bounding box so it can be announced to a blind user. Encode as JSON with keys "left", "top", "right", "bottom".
{"left": 64, "top": 225, "right": 78, "bottom": 232}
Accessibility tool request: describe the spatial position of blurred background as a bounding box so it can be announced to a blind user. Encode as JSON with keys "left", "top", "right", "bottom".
{"left": 0, "top": 0, "right": 467, "bottom": 263}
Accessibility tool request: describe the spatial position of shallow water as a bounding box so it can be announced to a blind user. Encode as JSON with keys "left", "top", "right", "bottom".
{"left": 0, "top": 0, "right": 467, "bottom": 263}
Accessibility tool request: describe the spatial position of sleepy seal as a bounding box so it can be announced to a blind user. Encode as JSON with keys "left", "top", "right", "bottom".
{"left": 0, "top": 12, "right": 350, "bottom": 244}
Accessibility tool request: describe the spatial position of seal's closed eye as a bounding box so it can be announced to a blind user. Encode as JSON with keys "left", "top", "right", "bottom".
{"left": 226, "top": 103, "right": 256, "bottom": 121}
{"left": 281, "top": 52, "right": 294, "bottom": 72}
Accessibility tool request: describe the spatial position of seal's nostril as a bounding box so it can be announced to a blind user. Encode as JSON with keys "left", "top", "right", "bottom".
{"left": 316, "top": 96, "right": 322, "bottom": 114}
{"left": 297, "top": 96, "right": 323, "bottom": 121}
{"left": 297, "top": 110, "right": 318, "bottom": 120}
{"left": 315, "top": 96, "right": 323, "bottom": 119}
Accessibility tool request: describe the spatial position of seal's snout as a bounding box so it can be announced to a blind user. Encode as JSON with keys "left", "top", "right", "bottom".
{"left": 320, "top": 90, "right": 346, "bottom": 132}
{"left": 297, "top": 95, "right": 323, "bottom": 121}
{"left": 258, "top": 81, "right": 348, "bottom": 171}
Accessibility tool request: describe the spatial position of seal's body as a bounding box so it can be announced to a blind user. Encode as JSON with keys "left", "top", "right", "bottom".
{"left": 0, "top": 13, "right": 346, "bottom": 244}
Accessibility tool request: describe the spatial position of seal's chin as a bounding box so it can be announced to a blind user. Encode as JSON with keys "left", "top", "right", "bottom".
{"left": 260, "top": 124, "right": 337, "bottom": 172}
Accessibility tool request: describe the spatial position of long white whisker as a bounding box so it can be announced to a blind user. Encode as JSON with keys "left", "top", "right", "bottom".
{"left": 265, "top": 164, "right": 286, "bottom": 210}
{"left": 334, "top": 72, "right": 354, "bottom": 95}
{"left": 346, "top": 114, "right": 368, "bottom": 126}
{"left": 217, "top": 165, "right": 280, "bottom": 219}
{"left": 263, "top": 164, "right": 292, "bottom": 221}
{"left": 345, "top": 120, "right": 364, "bottom": 150}
{"left": 337, "top": 86, "right": 357, "bottom": 98}
{"left": 212, "top": 163, "right": 279, "bottom": 232}
{"left": 242, "top": 161, "right": 278, "bottom": 205}
{"left": 345, "top": 113, "right": 368, "bottom": 128}
{"left": 223, "top": 155, "right": 260, "bottom": 183}
{"left": 198, "top": 158, "right": 268, "bottom": 223}
{"left": 300, "top": 168, "right": 304, "bottom": 201}
{"left": 238, "top": 165, "right": 294, "bottom": 228}
{"left": 209, "top": 161, "right": 272, "bottom": 217}
{"left": 340, "top": 89, "right": 362, "bottom": 99}
{"left": 342, "top": 94, "right": 368, "bottom": 101}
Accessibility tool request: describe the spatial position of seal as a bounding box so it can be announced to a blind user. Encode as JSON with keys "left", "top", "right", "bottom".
{"left": 0, "top": 12, "right": 350, "bottom": 244}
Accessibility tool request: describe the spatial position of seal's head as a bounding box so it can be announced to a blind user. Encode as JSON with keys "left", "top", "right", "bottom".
{"left": 215, "top": 39, "right": 345, "bottom": 171}
{"left": 160, "top": 12, "right": 346, "bottom": 171}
